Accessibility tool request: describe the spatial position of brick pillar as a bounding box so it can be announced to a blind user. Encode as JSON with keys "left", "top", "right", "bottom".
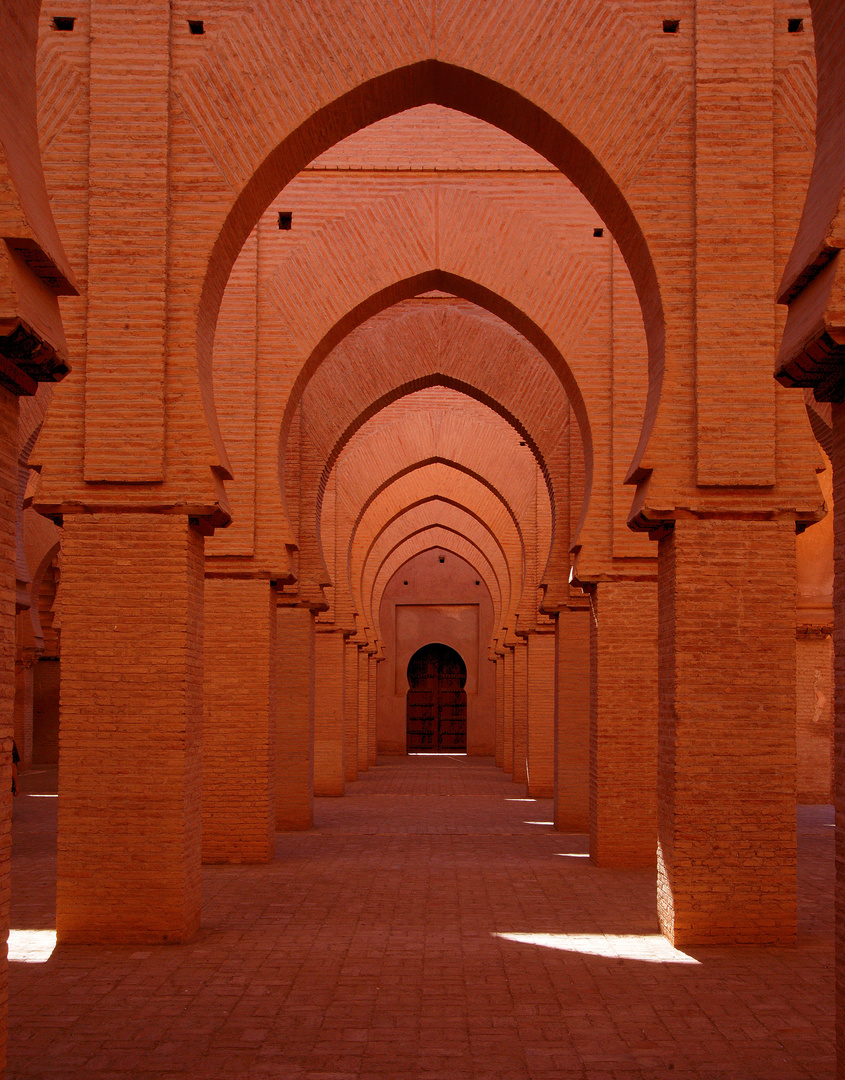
{"left": 657, "top": 517, "right": 796, "bottom": 945}
{"left": 527, "top": 631, "right": 555, "bottom": 797}
{"left": 368, "top": 655, "right": 377, "bottom": 764}
{"left": 503, "top": 647, "right": 514, "bottom": 774}
{"left": 590, "top": 580, "right": 658, "bottom": 868}
{"left": 57, "top": 514, "right": 203, "bottom": 942}
{"left": 13, "top": 657, "right": 33, "bottom": 767}
{"left": 554, "top": 607, "right": 590, "bottom": 832}
{"left": 202, "top": 579, "right": 275, "bottom": 863}
{"left": 343, "top": 639, "right": 358, "bottom": 782}
{"left": 314, "top": 628, "right": 344, "bottom": 796}
{"left": 357, "top": 648, "right": 369, "bottom": 769}
{"left": 795, "top": 628, "right": 834, "bottom": 803}
{"left": 834, "top": 404, "right": 845, "bottom": 1076}
{"left": 0, "top": 389, "right": 18, "bottom": 1077}
{"left": 495, "top": 655, "right": 505, "bottom": 768}
{"left": 276, "top": 605, "right": 314, "bottom": 830}
{"left": 513, "top": 640, "right": 528, "bottom": 784}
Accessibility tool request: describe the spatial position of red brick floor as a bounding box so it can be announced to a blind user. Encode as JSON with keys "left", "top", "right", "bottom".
{"left": 8, "top": 755, "right": 834, "bottom": 1079}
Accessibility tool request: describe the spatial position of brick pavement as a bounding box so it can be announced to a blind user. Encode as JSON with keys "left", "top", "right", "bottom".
{"left": 6, "top": 756, "right": 834, "bottom": 1079}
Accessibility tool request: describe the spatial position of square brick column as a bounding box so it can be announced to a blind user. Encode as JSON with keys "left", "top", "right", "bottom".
{"left": 343, "top": 640, "right": 358, "bottom": 782}
{"left": 314, "top": 628, "right": 345, "bottom": 796}
{"left": 554, "top": 608, "right": 590, "bottom": 832}
{"left": 834, "top": 404, "right": 845, "bottom": 1075}
{"left": 657, "top": 518, "right": 796, "bottom": 945}
{"left": 57, "top": 514, "right": 203, "bottom": 943}
{"left": 368, "top": 656, "right": 378, "bottom": 764}
{"left": 357, "top": 648, "right": 369, "bottom": 770}
{"left": 503, "top": 647, "right": 514, "bottom": 775}
{"left": 526, "top": 631, "right": 555, "bottom": 797}
{"left": 590, "top": 580, "right": 658, "bottom": 868}
{"left": 0, "top": 389, "right": 18, "bottom": 1074}
{"left": 202, "top": 578, "right": 275, "bottom": 863}
{"left": 495, "top": 655, "right": 505, "bottom": 768}
{"left": 512, "top": 640, "right": 529, "bottom": 784}
{"left": 276, "top": 604, "right": 314, "bottom": 830}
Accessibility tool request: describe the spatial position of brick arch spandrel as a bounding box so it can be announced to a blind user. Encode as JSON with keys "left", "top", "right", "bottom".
{"left": 356, "top": 499, "right": 511, "bottom": 630}
{"left": 345, "top": 465, "right": 526, "bottom": 641}
{"left": 327, "top": 396, "right": 537, "bottom": 593}
{"left": 194, "top": 48, "right": 668, "bottom": 392}
{"left": 183, "top": 45, "right": 674, "bottom": 523}
{"left": 278, "top": 285, "right": 583, "bottom": 600}
{"left": 0, "top": 0, "right": 76, "bottom": 296}
{"left": 358, "top": 497, "right": 511, "bottom": 616}
{"left": 310, "top": 387, "right": 542, "bottom": 588}
{"left": 291, "top": 300, "right": 572, "bottom": 570}
{"left": 268, "top": 188, "right": 606, "bottom": 524}
{"left": 347, "top": 473, "right": 524, "bottom": 637}
{"left": 370, "top": 533, "right": 501, "bottom": 656}
{"left": 325, "top": 394, "right": 542, "bottom": 625}
{"left": 362, "top": 515, "right": 507, "bottom": 642}
{"left": 298, "top": 376, "right": 563, "bottom": 608}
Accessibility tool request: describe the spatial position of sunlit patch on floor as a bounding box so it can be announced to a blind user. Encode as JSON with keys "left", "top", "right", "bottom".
{"left": 9, "top": 929, "right": 56, "bottom": 963}
{"left": 493, "top": 932, "right": 701, "bottom": 964}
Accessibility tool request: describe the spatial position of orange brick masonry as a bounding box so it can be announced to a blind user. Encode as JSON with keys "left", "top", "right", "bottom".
{"left": 7, "top": 757, "right": 833, "bottom": 1079}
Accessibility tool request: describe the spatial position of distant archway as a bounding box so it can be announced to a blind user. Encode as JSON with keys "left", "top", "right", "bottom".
{"left": 406, "top": 643, "right": 467, "bottom": 753}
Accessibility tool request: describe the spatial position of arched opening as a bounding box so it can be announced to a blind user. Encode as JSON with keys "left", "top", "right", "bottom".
{"left": 406, "top": 643, "right": 467, "bottom": 753}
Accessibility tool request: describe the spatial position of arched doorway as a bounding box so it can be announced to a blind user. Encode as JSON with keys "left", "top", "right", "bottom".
{"left": 406, "top": 643, "right": 467, "bottom": 752}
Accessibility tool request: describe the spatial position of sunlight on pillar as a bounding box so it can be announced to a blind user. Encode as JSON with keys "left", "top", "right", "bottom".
{"left": 9, "top": 930, "right": 57, "bottom": 962}
{"left": 493, "top": 932, "right": 701, "bottom": 964}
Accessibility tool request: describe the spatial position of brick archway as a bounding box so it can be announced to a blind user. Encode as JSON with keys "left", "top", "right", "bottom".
{"left": 200, "top": 61, "right": 665, "bottom": 497}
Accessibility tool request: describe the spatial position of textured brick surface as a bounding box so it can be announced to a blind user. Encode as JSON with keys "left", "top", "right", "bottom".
{"left": 343, "top": 640, "right": 359, "bottom": 783}
{"left": 0, "top": 389, "right": 18, "bottom": 1078}
{"left": 502, "top": 648, "right": 514, "bottom": 776}
{"left": 590, "top": 580, "right": 658, "bottom": 868}
{"left": 275, "top": 606, "right": 314, "bottom": 831}
{"left": 314, "top": 630, "right": 346, "bottom": 797}
{"left": 526, "top": 632, "right": 555, "bottom": 798}
{"left": 796, "top": 629, "right": 834, "bottom": 803}
{"left": 512, "top": 640, "right": 528, "bottom": 785}
{"left": 203, "top": 579, "right": 275, "bottom": 864}
{"left": 57, "top": 514, "right": 203, "bottom": 943}
{"left": 357, "top": 648, "right": 369, "bottom": 773}
{"left": 657, "top": 518, "right": 797, "bottom": 946}
{"left": 555, "top": 608, "right": 590, "bottom": 833}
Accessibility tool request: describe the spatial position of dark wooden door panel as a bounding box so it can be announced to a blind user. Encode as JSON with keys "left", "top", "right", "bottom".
{"left": 407, "top": 644, "right": 467, "bottom": 753}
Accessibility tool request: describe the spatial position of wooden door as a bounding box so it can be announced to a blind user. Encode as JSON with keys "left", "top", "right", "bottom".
{"left": 406, "top": 644, "right": 467, "bottom": 752}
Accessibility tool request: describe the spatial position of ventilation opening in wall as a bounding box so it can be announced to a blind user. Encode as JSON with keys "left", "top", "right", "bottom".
{"left": 787, "top": 17, "right": 803, "bottom": 31}
{"left": 188, "top": 19, "right": 205, "bottom": 34}
{"left": 663, "top": 19, "right": 680, "bottom": 32}
{"left": 278, "top": 212, "right": 293, "bottom": 230}
{"left": 439, "top": 557, "right": 445, "bottom": 563}
{"left": 593, "top": 227, "right": 604, "bottom": 237}
{"left": 52, "top": 16, "right": 75, "bottom": 30}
